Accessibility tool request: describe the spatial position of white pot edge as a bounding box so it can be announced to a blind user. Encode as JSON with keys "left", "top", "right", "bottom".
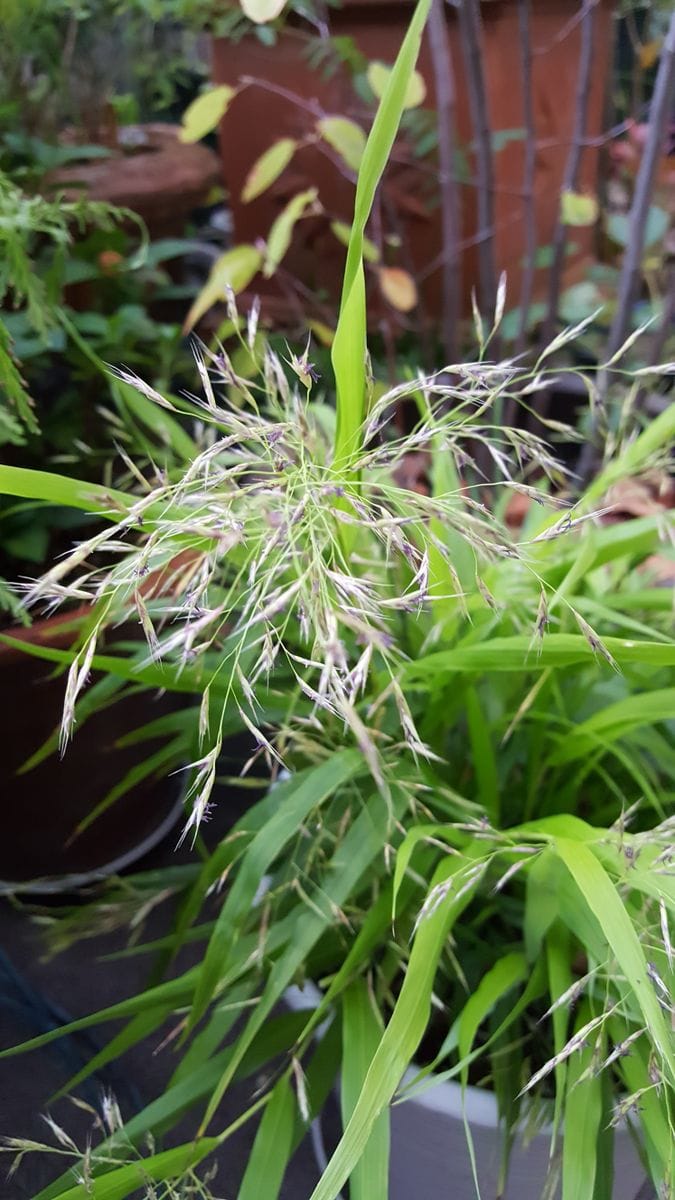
{"left": 284, "top": 980, "right": 503, "bottom": 1130}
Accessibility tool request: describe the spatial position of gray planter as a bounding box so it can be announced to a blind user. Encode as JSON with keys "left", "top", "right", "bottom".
{"left": 285, "top": 983, "right": 646, "bottom": 1200}
{"left": 388, "top": 1069, "right": 644, "bottom": 1200}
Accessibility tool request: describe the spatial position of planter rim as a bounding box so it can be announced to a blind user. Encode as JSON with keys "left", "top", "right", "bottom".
{"left": 286, "top": 982, "right": 511, "bottom": 1129}
{"left": 0, "top": 787, "right": 186, "bottom": 897}
{"left": 0, "top": 607, "right": 186, "bottom": 896}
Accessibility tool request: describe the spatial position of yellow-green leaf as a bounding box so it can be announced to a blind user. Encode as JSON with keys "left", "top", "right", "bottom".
{"left": 264, "top": 188, "right": 318, "bottom": 278}
{"left": 242, "top": 138, "right": 297, "bottom": 203}
{"left": 331, "top": 220, "right": 379, "bottom": 263}
{"left": 378, "top": 266, "right": 418, "bottom": 312}
{"left": 367, "top": 61, "right": 426, "bottom": 109}
{"left": 240, "top": 0, "right": 287, "bottom": 22}
{"left": 317, "top": 117, "right": 367, "bottom": 173}
{"left": 341, "top": 981, "right": 389, "bottom": 1200}
{"left": 179, "top": 86, "right": 235, "bottom": 143}
{"left": 182, "top": 245, "right": 262, "bottom": 331}
{"left": 560, "top": 190, "right": 598, "bottom": 227}
{"left": 309, "top": 319, "right": 335, "bottom": 347}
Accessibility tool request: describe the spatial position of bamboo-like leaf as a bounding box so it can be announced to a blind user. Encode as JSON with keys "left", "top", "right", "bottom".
{"left": 0, "top": 636, "right": 209, "bottom": 696}
{"left": 584, "top": 403, "right": 675, "bottom": 505}
{"left": 554, "top": 838, "right": 675, "bottom": 1088}
{"left": 308, "top": 847, "right": 483, "bottom": 1200}
{"left": 609, "top": 1019, "right": 674, "bottom": 1186}
{"left": 0, "top": 464, "right": 131, "bottom": 516}
{"left": 551, "top": 688, "right": 675, "bottom": 765}
{"left": 341, "top": 980, "right": 389, "bottom": 1200}
{"left": 562, "top": 1002, "right": 602, "bottom": 1200}
{"left": 242, "top": 138, "right": 297, "bottom": 202}
{"left": 0, "top": 968, "right": 199, "bottom": 1061}
{"left": 198, "top": 788, "right": 404, "bottom": 1134}
{"left": 188, "top": 751, "right": 362, "bottom": 1031}
{"left": 180, "top": 86, "right": 235, "bottom": 142}
{"left": 317, "top": 117, "right": 367, "bottom": 173}
{"left": 545, "top": 923, "right": 573, "bottom": 1151}
{"left": 457, "top": 953, "right": 527, "bottom": 1089}
{"left": 264, "top": 188, "right": 318, "bottom": 277}
{"left": 465, "top": 687, "right": 499, "bottom": 819}
{"left": 237, "top": 1077, "right": 296, "bottom": 1200}
{"left": 392, "top": 823, "right": 458, "bottom": 920}
{"left": 32, "top": 1141, "right": 219, "bottom": 1200}
{"left": 406, "top": 633, "right": 675, "bottom": 678}
{"left": 331, "top": 0, "right": 432, "bottom": 470}
{"left": 54, "top": 1006, "right": 171, "bottom": 1100}
{"left": 183, "top": 246, "right": 263, "bottom": 332}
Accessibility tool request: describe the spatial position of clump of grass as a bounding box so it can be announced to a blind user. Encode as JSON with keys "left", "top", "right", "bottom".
{"left": 19, "top": 303, "right": 598, "bottom": 840}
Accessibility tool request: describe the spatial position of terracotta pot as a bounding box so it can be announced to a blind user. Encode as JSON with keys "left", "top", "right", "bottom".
{"left": 211, "top": 0, "right": 614, "bottom": 322}
{"left": 47, "top": 123, "right": 220, "bottom": 239}
{"left": 0, "top": 610, "right": 186, "bottom": 892}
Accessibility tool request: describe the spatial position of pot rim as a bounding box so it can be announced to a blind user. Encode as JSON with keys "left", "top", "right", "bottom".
{"left": 285, "top": 980, "right": 509, "bottom": 1129}
{"left": 0, "top": 783, "right": 186, "bottom": 897}
{"left": 0, "top": 608, "right": 186, "bottom": 895}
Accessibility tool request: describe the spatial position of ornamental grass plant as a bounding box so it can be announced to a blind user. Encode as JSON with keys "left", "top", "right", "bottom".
{"left": 0, "top": 2, "right": 674, "bottom": 1197}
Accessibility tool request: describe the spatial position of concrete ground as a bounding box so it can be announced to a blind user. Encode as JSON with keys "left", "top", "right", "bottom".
{"left": 0, "top": 764, "right": 325, "bottom": 1200}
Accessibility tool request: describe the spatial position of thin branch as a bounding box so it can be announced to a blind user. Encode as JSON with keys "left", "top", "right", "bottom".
{"left": 428, "top": 0, "right": 461, "bottom": 365}
{"left": 539, "top": 0, "right": 598, "bottom": 353}
{"left": 515, "top": 0, "right": 536, "bottom": 359}
{"left": 603, "top": 12, "right": 675, "bottom": 365}
{"left": 577, "top": 11, "right": 675, "bottom": 484}
{"left": 457, "top": 0, "right": 499, "bottom": 352}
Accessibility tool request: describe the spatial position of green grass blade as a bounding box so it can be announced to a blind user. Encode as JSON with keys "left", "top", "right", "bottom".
{"left": 0, "top": 465, "right": 131, "bottom": 516}
{"left": 544, "top": 923, "right": 572, "bottom": 1153}
{"left": 43, "top": 1139, "right": 220, "bottom": 1200}
{"left": 237, "top": 1077, "right": 296, "bottom": 1200}
{"left": 33, "top": 1010, "right": 311, "bottom": 1200}
{"left": 341, "top": 979, "right": 390, "bottom": 1200}
{"left": 187, "top": 751, "right": 362, "bottom": 1031}
{"left": 465, "top": 686, "right": 499, "bottom": 820}
{"left": 553, "top": 838, "right": 675, "bottom": 1087}
{"left": 308, "top": 848, "right": 483, "bottom": 1200}
{"left": 561, "top": 1002, "right": 602, "bottom": 1200}
{"left": 457, "top": 953, "right": 527, "bottom": 1090}
{"left": 609, "top": 1019, "right": 674, "bottom": 1187}
{"left": 405, "top": 633, "right": 675, "bottom": 677}
{"left": 0, "top": 969, "right": 198, "bottom": 1060}
{"left": 331, "top": 0, "right": 432, "bottom": 468}
{"left": 551, "top": 688, "right": 675, "bottom": 765}
{"left": 199, "top": 789, "right": 404, "bottom": 1134}
{"left": 53, "top": 1006, "right": 171, "bottom": 1101}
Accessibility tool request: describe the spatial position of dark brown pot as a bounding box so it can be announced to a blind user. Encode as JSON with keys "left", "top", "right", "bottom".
{"left": 47, "top": 123, "right": 221, "bottom": 239}
{"left": 211, "top": 0, "right": 614, "bottom": 322}
{"left": 0, "top": 611, "right": 186, "bottom": 892}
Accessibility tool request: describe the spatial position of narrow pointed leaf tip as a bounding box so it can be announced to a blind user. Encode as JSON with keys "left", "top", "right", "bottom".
{"left": 180, "top": 86, "right": 236, "bottom": 142}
